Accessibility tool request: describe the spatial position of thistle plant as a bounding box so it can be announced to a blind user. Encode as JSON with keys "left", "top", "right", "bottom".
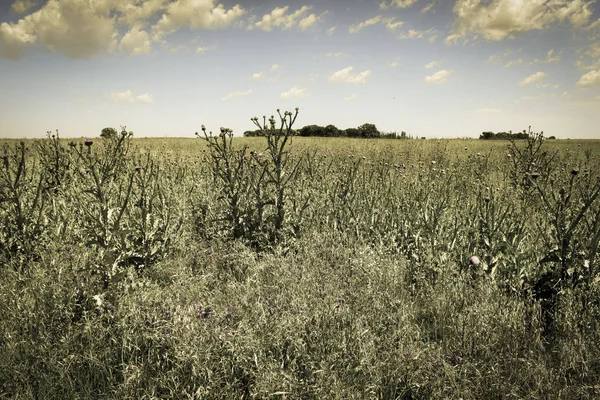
{"left": 196, "top": 125, "right": 252, "bottom": 241}
{"left": 250, "top": 108, "right": 308, "bottom": 246}
{"left": 0, "top": 141, "right": 48, "bottom": 268}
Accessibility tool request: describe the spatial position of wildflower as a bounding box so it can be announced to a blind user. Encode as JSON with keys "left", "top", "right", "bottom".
{"left": 135, "top": 165, "right": 142, "bottom": 172}
{"left": 530, "top": 172, "right": 540, "bottom": 180}
{"left": 470, "top": 256, "right": 480, "bottom": 266}
{"left": 201, "top": 124, "right": 206, "bottom": 131}
{"left": 84, "top": 138, "right": 93, "bottom": 147}
{"left": 431, "top": 160, "right": 436, "bottom": 165}
{"left": 571, "top": 167, "right": 579, "bottom": 176}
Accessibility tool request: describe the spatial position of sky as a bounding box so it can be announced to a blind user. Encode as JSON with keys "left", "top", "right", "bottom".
{"left": 0, "top": 0, "right": 599, "bottom": 139}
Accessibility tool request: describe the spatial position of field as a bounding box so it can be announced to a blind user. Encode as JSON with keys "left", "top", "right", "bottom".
{"left": 1, "top": 121, "right": 600, "bottom": 398}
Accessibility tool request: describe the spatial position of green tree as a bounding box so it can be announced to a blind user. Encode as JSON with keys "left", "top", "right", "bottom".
{"left": 357, "top": 123, "right": 380, "bottom": 138}
{"left": 100, "top": 127, "right": 117, "bottom": 139}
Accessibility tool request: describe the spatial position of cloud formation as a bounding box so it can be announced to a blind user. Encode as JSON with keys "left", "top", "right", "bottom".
{"left": 329, "top": 67, "right": 372, "bottom": 84}
{"left": 111, "top": 90, "right": 154, "bottom": 104}
{"left": 519, "top": 72, "right": 547, "bottom": 86}
{"left": 576, "top": 70, "right": 600, "bottom": 88}
{"left": 281, "top": 86, "right": 309, "bottom": 99}
{"left": 380, "top": 0, "right": 419, "bottom": 9}
{"left": 446, "top": 0, "right": 594, "bottom": 43}
{"left": 11, "top": 0, "right": 36, "bottom": 14}
{"left": 222, "top": 89, "right": 252, "bottom": 101}
{"left": 0, "top": 0, "right": 245, "bottom": 59}
{"left": 424, "top": 69, "right": 454, "bottom": 84}
{"left": 251, "top": 5, "right": 313, "bottom": 31}
{"left": 119, "top": 25, "right": 151, "bottom": 55}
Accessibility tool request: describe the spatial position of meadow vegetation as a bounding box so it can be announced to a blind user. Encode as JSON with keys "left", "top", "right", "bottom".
{"left": 1, "top": 110, "right": 600, "bottom": 399}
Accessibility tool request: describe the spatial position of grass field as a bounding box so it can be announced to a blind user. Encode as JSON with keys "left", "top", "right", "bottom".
{"left": 1, "top": 127, "right": 600, "bottom": 398}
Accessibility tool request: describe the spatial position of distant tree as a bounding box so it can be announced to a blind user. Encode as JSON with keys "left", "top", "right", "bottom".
{"left": 345, "top": 128, "right": 360, "bottom": 138}
{"left": 324, "top": 124, "right": 341, "bottom": 137}
{"left": 548, "top": 136, "right": 556, "bottom": 139}
{"left": 100, "top": 127, "right": 117, "bottom": 139}
{"left": 299, "top": 125, "right": 325, "bottom": 137}
{"left": 357, "top": 123, "right": 380, "bottom": 138}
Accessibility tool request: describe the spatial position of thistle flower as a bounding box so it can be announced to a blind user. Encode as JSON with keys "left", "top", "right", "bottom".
{"left": 571, "top": 167, "right": 579, "bottom": 176}
{"left": 530, "top": 172, "right": 540, "bottom": 180}
{"left": 201, "top": 124, "right": 206, "bottom": 131}
{"left": 84, "top": 138, "right": 93, "bottom": 147}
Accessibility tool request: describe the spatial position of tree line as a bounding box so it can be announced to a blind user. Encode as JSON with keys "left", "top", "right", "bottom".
{"left": 243, "top": 123, "right": 416, "bottom": 139}
{"left": 479, "top": 130, "right": 556, "bottom": 140}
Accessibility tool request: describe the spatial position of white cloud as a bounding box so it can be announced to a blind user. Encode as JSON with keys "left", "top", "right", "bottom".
{"left": 380, "top": 0, "right": 419, "bottom": 9}
{"left": 505, "top": 58, "right": 524, "bottom": 67}
{"left": 1, "top": 0, "right": 118, "bottom": 59}
{"left": 425, "top": 60, "right": 439, "bottom": 68}
{"left": 424, "top": 69, "right": 454, "bottom": 84}
{"left": 349, "top": 15, "right": 382, "bottom": 33}
{"left": 222, "top": 89, "right": 252, "bottom": 101}
{"left": 280, "top": 86, "right": 309, "bottom": 100}
{"left": 299, "top": 13, "right": 322, "bottom": 30}
{"left": 250, "top": 72, "right": 263, "bottom": 80}
{"left": 421, "top": 2, "right": 435, "bottom": 13}
{"left": 345, "top": 93, "right": 359, "bottom": 101}
{"left": 576, "top": 42, "right": 600, "bottom": 70}
{"left": 153, "top": 0, "right": 245, "bottom": 38}
{"left": 576, "top": 70, "right": 600, "bottom": 88}
{"left": 398, "top": 28, "right": 438, "bottom": 41}
{"left": 446, "top": 0, "right": 594, "bottom": 43}
{"left": 195, "top": 45, "right": 209, "bottom": 54}
{"left": 385, "top": 18, "right": 405, "bottom": 32}
{"left": 111, "top": 90, "right": 134, "bottom": 103}
{"left": 349, "top": 16, "right": 404, "bottom": 33}
{"left": 110, "top": 90, "right": 154, "bottom": 104}
{"left": 326, "top": 51, "right": 345, "bottom": 57}
{"left": 11, "top": 0, "right": 35, "bottom": 14}
{"left": 519, "top": 71, "right": 547, "bottom": 86}
{"left": 589, "top": 18, "right": 600, "bottom": 29}
{"left": 115, "top": 0, "right": 167, "bottom": 27}
{"left": 252, "top": 5, "right": 312, "bottom": 31}
{"left": 119, "top": 25, "right": 151, "bottom": 55}
{"left": 477, "top": 108, "right": 501, "bottom": 113}
{"left": 544, "top": 49, "right": 561, "bottom": 63}
{"left": 532, "top": 49, "right": 561, "bottom": 64}
{"left": 388, "top": 61, "right": 400, "bottom": 67}
{"left": 329, "top": 66, "right": 372, "bottom": 84}
{"left": 136, "top": 93, "right": 154, "bottom": 103}
{"left": 271, "top": 64, "right": 280, "bottom": 71}
{"left": 327, "top": 26, "right": 336, "bottom": 35}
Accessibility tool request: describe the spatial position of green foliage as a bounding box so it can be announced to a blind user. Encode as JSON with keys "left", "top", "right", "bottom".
{"left": 100, "top": 127, "right": 118, "bottom": 139}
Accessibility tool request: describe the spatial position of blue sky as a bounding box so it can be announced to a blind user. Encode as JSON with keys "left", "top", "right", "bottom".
{"left": 1, "top": 0, "right": 599, "bottom": 138}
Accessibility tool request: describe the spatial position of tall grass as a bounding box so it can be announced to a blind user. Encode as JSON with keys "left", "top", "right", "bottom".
{"left": 1, "top": 118, "right": 600, "bottom": 398}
